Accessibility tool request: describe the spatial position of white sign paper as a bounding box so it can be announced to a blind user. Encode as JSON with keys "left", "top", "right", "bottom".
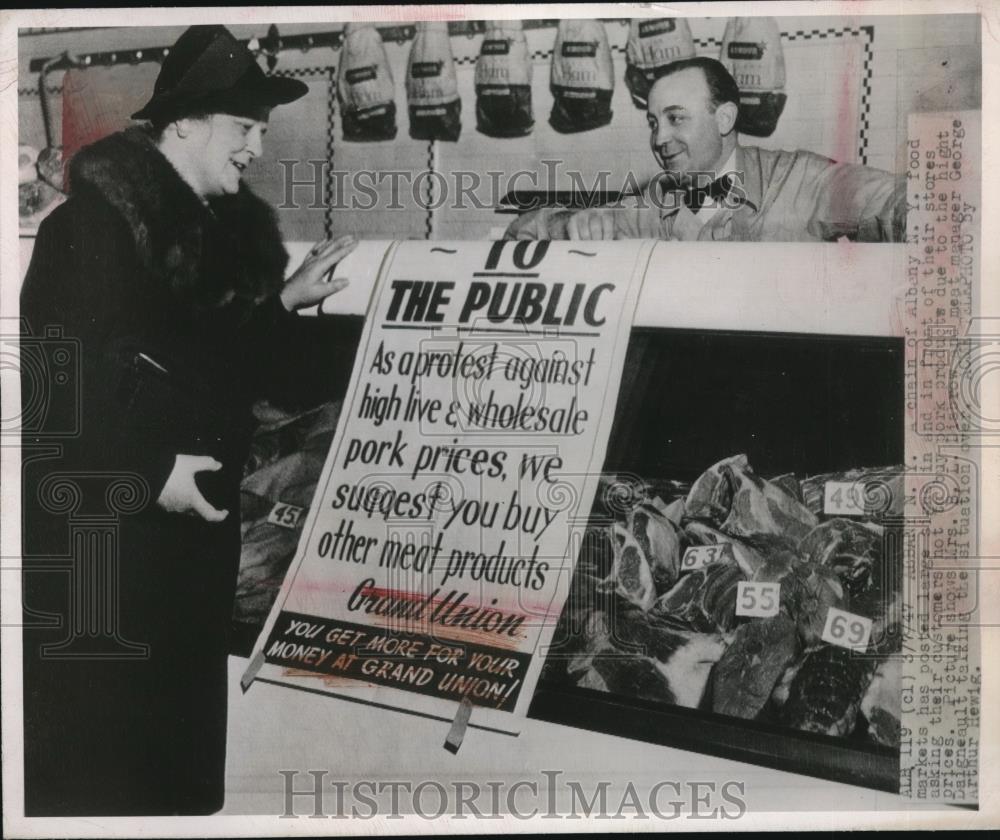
{"left": 249, "top": 240, "right": 653, "bottom": 732}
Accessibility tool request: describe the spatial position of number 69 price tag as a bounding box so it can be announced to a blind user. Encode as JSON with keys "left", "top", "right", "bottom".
{"left": 735, "top": 581, "right": 780, "bottom": 618}
{"left": 821, "top": 607, "right": 873, "bottom": 651}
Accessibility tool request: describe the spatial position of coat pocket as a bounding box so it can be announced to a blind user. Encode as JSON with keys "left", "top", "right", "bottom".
{"left": 115, "top": 346, "right": 227, "bottom": 445}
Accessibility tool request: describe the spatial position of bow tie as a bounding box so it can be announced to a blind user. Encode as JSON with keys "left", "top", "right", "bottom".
{"left": 683, "top": 174, "right": 734, "bottom": 214}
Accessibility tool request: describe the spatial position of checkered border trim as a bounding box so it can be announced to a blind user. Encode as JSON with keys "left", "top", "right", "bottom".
{"left": 423, "top": 142, "right": 436, "bottom": 239}
{"left": 271, "top": 67, "right": 331, "bottom": 79}
{"left": 858, "top": 26, "right": 874, "bottom": 166}
{"left": 324, "top": 67, "right": 337, "bottom": 238}
{"left": 272, "top": 66, "right": 337, "bottom": 237}
{"left": 18, "top": 84, "right": 63, "bottom": 96}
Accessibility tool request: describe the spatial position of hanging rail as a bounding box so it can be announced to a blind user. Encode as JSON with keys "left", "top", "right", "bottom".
{"left": 28, "top": 19, "right": 631, "bottom": 73}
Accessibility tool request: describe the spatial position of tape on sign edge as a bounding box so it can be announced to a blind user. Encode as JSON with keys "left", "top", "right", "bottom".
{"left": 241, "top": 650, "right": 265, "bottom": 694}
{"left": 444, "top": 696, "right": 474, "bottom": 754}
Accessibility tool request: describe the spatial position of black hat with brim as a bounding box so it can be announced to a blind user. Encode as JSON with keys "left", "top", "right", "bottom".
{"left": 132, "top": 25, "right": 307, "bottom": 123}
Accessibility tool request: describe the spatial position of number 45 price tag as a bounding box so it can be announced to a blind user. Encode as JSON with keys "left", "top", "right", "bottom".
{"left": 822, "top": 607, "right": 873, "bottom": 651}
{"left": 735, "top": 581, "right": 780, "bottom": 618}
{"left": 268, "top": 502, "right": 305, "bottom": 529}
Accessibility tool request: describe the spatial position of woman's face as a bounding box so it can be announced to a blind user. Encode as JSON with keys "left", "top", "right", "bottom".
{"left": 185, "top": 113, "right": 269, "bottom": 197}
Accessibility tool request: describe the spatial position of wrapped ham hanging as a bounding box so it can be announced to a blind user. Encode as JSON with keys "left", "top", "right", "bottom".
{"left": 406, "top": 21, "right": 462, "bottom": 141}
{"left": 549, "top": 20, "right": 615, "bottom": 133}
{"left": 338, "top": 23, "right": 398, "bottom": 142}
{"left": 475, "top": 21, "right": 533, "bottom": 137}
{"left": 624, "top": 18, "right": 695, "bottom": 109}
{"left": 719, "top": 17, "right": 787, "bottom": 137}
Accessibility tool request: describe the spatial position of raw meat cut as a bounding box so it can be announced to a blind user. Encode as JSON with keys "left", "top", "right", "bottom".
{"left": 710, "top": 614, "right": 799, "bottom": 719}
{"left": 686, "top": 455, "right": 818, "bottom": 542}
{"left": 772, "top": 562, "right": 846, "bottom": 648}
{"left": 573, "top": 607, "right": 726, "bottom": 708}
{"left": 683, "top": 520, "right": 766, "bottom": 577}
{"left": 609, "top": 523, "right": 657, "bottom": 610}
{"left": 769, "top": 472, "right": 804, "bottom": 502}
{"left": 650, "top": 572, "right": 707, "bottom": 630}
{"left": 660, "top": 497, "right": 686, "bottom": 527}
{"left": 749, "top": 546, "right": 799, "bottom": 584}
{"left": 782, "top": 646, "right": 876, "bottom": 736}
{"left": 619, "top": 608, "right": 727, "bottom": 707}
{"left": 587, "top": 653, "right": 676, "bottom": 703}
{"left": 770, "top": 657, "right": 805, "bottom": 709}
{"left": 860, "top": 658, "right": 901, "bottom": 748}
{"left": 855, "top": 587, "right": 903, "bottom": 655}
{"left": 800, "top": 518, "right": 902, "bottom": 652}
{"left": 800, "top": 518, "right": 882, "bottom": 597}
{"left": 629, "top": 501, "right": 682, "bottom": 593}
{"left": 686, "top": 454, "right": 746, "bottom": 524}
{"left": 652, "top": 561, "right": 745, "bottom": 633}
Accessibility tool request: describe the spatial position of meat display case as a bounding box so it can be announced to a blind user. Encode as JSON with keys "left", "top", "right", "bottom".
{"left": 526, "top": 321, "right": 902, "bottom": 793}
{"left": 244, "top": 240, "right": 905, "bottom": 793}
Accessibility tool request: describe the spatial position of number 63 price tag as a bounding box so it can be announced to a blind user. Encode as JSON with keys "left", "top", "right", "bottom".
{"left": 735, "top": 581, "right": 780, "bottom": 618}
{"left": 680, "top": 544, "right": 733, "bottom": 573}
{"left": 821, "top": 607, "right": 873, "bottom": 651}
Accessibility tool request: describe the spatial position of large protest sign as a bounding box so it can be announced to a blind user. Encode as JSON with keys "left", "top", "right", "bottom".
{"left": 247, "top": 239, "right": 653, "bottom": 732}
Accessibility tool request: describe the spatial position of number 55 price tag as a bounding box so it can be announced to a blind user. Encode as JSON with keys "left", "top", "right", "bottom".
{"left": 735, "top": 581, "right": 780, "bottom": 618}
{"left": 821, "top": 606, "right": 873, "bottom": 651}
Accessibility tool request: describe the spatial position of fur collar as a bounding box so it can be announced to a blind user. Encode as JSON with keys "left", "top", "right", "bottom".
{"left": 69, "top": 126, "right": 288, "bottom": 308}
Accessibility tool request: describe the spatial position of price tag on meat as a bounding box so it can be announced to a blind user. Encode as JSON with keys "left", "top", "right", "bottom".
{"left": 268, "top": 503, "right": 305, "bottom": 529}
{"left": 735, "top": 581, "right": 780, "bottom": 617}
{"left": 680, "top": 543, "right": 733, "bottom": 572}
{"left": 821, "top": 606, "right": 872, "bottom": 651}
{"left": 823, "top": 481, "right": 865, "bottom": 516}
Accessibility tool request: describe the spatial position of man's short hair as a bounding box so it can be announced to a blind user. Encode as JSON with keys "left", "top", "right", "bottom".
{"left": 650, "top": 57, "right": 741, "bottom": 112}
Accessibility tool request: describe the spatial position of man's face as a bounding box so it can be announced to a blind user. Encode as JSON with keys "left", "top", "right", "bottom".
{"left": 647, "top": 68, "right": 726, "bottom": 185}
{"left": 185, "top": 112, "right": 270, "bottom": 197}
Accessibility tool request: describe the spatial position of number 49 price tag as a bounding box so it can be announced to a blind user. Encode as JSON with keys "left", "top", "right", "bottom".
{"left": 823, "top": 481, "right": 866, "bottom": 516}
{"left": 821, "top": 607, "right": 873, "bottom": 651}
{"left": 735, "top": 581, "right": 780, "bottom": 618}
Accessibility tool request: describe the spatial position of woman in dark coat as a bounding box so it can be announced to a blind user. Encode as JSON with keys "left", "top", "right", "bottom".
{"left": 20, "top": 26, "right": 356, "bottom": 816}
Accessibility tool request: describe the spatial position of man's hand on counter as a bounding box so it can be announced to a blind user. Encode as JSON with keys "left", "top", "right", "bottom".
{"left": 506, "top": 207, "right": 618, "bottom": 240}
{"left": 280, "top": 234, "right": 357, "bottom": 312}
{"left": 567, "top": 208, "right": 617, "bottom": 241}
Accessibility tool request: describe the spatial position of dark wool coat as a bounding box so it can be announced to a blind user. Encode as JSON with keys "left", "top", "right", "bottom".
{"left": 20, "top": 127, "right": 352, "bottom": 816}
